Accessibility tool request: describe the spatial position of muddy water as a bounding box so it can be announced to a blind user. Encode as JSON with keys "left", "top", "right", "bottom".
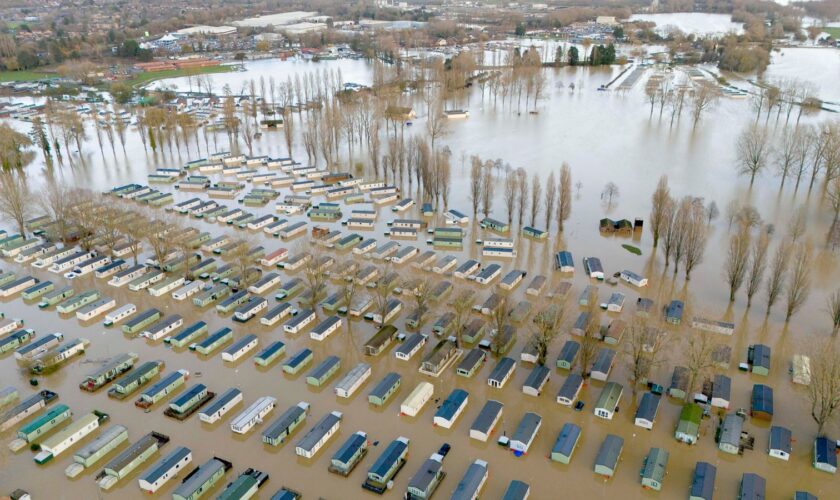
{"left": 2, "top": 59, "right": 839, "bottom": 499}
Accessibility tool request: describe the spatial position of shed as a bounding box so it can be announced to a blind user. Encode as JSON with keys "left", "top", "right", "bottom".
{"left": 690, "top": 462, "right": 716, "bottom": 500}
{"left": 675, "top": 404, "right": 702, "bottom": 445}
{"left": 813, "top": 436, "right": 837, "bottom": 474}
{"left": 522, "top": 365, "right": 550, "bottom": 397}
{"left": 556, "top": 374, "right": 583, "bottom": 406}
{"left": 717, "top": 413, "right": 743, "bottom": 455}
{"left": 510, "top": 412, "right": 541, "bottom": 455}
{"left": 594, "top": 382, "right": 623, "bottom": 420}
{"left": 749, "top": 344, "right": 771, "bottom": 376}
{"left": 634, "top": 393, "right": 661, "bottom": 430}
{"left": 750, "top": 384, "right": 774, "bottom": 421}
{"left": 555, "top": 340, "right": 580, "bottom": 370}
{"left": 738, "top": 473, "right": 766, "bottom": 500}
{"left": 550, "top": 422, "right": 581, "bottom": 464}
{"left": 640, "top": 447, "right": 669, "bottom": 491}
{"left": 768, "top": 426, "right": 792, "bottom": 461}
{"left": 593, "top": 434, "right": 624, "bottom": 478}
{"left": 470, "top": 400, "right": 503, "bottom": 442}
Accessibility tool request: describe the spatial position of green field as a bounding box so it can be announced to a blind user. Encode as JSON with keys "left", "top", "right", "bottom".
{"left": 0, "top": 70, "right": 50, "bottom": 82}
{"left": 126, "top": 65, "right": 233, "bottom": 87}
{"left": 824, "top": 27, "right": 840, "bottom": 39}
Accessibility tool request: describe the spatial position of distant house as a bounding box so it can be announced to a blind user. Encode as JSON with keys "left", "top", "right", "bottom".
{"left": 750, "top": 384, "right": 774, "bottom": 421}
{"left": 768, "top": 426, "right": 791, "bottom": 461}
{"left": 640, "top": 447, "right": 669, "bottom": 491}
{"left": 384, "top": 105, "right": 415, "bottom": 120}
{"left": 675, "top": 404, "right": 702, "bottom": 445}
{"left": 717, "top": 413, "right": 743, "bottom": 455}
{"left": 738, "top": 473, "right": 766, "bottom": 500}
{"left": 634, "top": 393, "right": 660, "bottom": 430}
{"left": 690, "top": 462, "right": 716, "bottom": 500}
{"left": 813, "top": 436, "right": 837, "bottom": 474}
{"left": 593, "top": 434, "right": 624, "bottom": 478}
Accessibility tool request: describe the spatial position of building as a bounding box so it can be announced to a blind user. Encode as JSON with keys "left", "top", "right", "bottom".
{"left": 591, "top": 348, "right": 616, "bottom": 381}
{"left": 405, "top": 454, "right": 445, "bottom": 500}
{"left": 749, "top": 344, "right": 771, "bottom": 376}
{"left": 556, "top": 340, "right": 580, "bottom": 369}
{"left": 640, "top": 448, "right": 669, "bottom": 491}
{"left": 717, "top": 413, "right": 743, "bottom": 455}
{"left": 550, "top": 422, "right": 581, "bottom": 464}
{"left": 634, "top": 393, "right": 660, "bottom": 430}
{"left": 522, "top": 365, "right": 550, "bottom": 397}
{"left": 262, "top": 402, "right": 309, "bottom": 447}
{"left": 450, "top": 459, "right": 489, "bottom": 500}
{"left": 295, "top": 410, "right": 342, "bottom": 459}
{"left": 675, "top": 404, "right": 702, "bottom": 445}
{"left": 172, "top": 456, "right": 232, "bottom": 500}
{"left": 502, "top": 480, "right": 531, "bottom": 500}
{"left": 594, "top": 382, "right": 623, "bottom": 420}
{"left": 593, "top": 434, "right": 624, "bottom": 478}
{"left": 329, "top": 431, "right": 368, "bottom": 476}
{"left": 556, "top": 374, "right": 583, "bottom": 406}
{"left": 750, "top": 384, "right": 774, "bottom": 421}
{"left": 470, "top": 400, "right": 503, "bottom": 442}
{"left": 690, "top": 462, "right": 716, "bottom": 500}
{"left": 738, "top": 473, "right": 766, "bottom": 500}
{"left": 433, "top": 389, "right": 468, "bottom": 429}
{"left": 768, "top": 426, "right": 792, "bottom": 461}
{"left": 138, "top": 446, "right": 192, "bottom": 494}
{"left": 368, "top": 372, "right": 401, "bottom": 407}
{"left": 363, "top": 437, "right": 409, "bottom": 494}
{"left": 813, "top": 436, "right": 837, "bottom": 474}
{"left": 510, "top": 412, "right": 542, "bottom": 455}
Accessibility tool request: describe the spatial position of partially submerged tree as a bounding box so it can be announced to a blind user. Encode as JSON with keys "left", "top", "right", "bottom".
{"left": 827, "top": 290, "right": 840, "bottom": 337}
{"left": 724, "top": 229, "right": 751, "bottom": 302}
{"left": 766, "top": 241, "right": 792, "bottom": 315}
{"left": 807, "top": 339, "right": 840, "bottom": 435}
{"left": 684, "top": 333, "right": 716, "bottom": 402}
{"left": 450, "top": 287, "right": 475, "bottom": 348}
{"left": 785, "top": 243, "right": 812, "bottom": 322}
{"left": 530, "top": 302, "right": 564, "bottom": 365}
{"left": 0, "top": 170, "right": 32, "bottom": 237}
{"left": 623, "top": 319, "right": 668, "bottom": 397}
{"left": 745, "top": 230, "right": 769, "bottom": 306}
{"left": 737, "top": 124, "right": 772, "bottom": 186}
{"left": 649, "top": 175, "right": 671, "bottom": 247}
{"left": 557, "top": 162, "right": 572, "bottom": 232}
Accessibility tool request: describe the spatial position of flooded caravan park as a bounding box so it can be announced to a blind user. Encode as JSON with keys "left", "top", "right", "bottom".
{"left": 2, "top": 50, "right": 840, "bottom": 499}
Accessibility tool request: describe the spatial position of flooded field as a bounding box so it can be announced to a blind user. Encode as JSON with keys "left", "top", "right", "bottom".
{"left": 2, "top": 55, "right": 839, "bottom": 499}
{"left": 628, "top": 13, "right": 745, "bottom": 37}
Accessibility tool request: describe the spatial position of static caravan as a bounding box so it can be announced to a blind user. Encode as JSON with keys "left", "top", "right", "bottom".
{"left": 49, "top": 250, "right": 94, "bottom": 274}
{"left": 0, "top": 276, "right": 39, "bottom": 298}
{"left": 620, "top": 270, "right": 648, "bottom": 287}
{"left": 768, "top": 425, "right": 792, "bottom": 461}
{"left": 583, "top": 257, "right": 604, "bottom": 280}
{"left": 488, "top": 357, "right": 516, "bottom": 389}
{"left": 216, "top": 291, "right": 251, "bottom": 314}
{"left": 107, "top": 360, "right": 164, "bottom": 400}
{"left": 640, "top": 448, "right": 669, "bottom": 491}
{"left": 230, "top": 396, "right": 277, "bottom": 434}
{"left": 395, "top": 333, "right": 427, "bottom": 361}
{"left": 95, "top": 260, "right": 129, "bottom": 279}
{"left": 450, "top": 459, "right": 489, "bottom": 500}
{"left": 96, "top": 431, "right": 170, "bottom": 490}
{"left": 593, "top": 434, "right": 624, "bottom": 478}
{"left": 135, "top": 369, "right": 188, "bottom": 409}
{"left": 295, "top": 411, "right": 342, "bottom": 459}
{"left": 334, "top": 363, "right": 371, "bottom": 399}
{"left": 368, "top": 372, "right": 401, "bottom": 407}
{"left": 122, "top": 308, "right": 161, "bottom": 336}
{"left": 56, "top": 289, "right": 101, "bottom": 314}
{"left": 0, "top": 390, "right": 58, "bottom": 432}
{"left": 330, "top": 431, "right": 369, "bottom": 477}
{"left": 262, "top": 402, "right": 310, "bottom": 447}
{"left": 0, "top": 328, "right": 35, "bottom": 354}
{"left": 353, "top": 238, "right": 377, "bottom": 255}
{"left": 456, "top": 348, "right": 486, "bottom": 378}
{"left": 284, "top": 308, "right": 316, "bottom": 334}
{"left": 166, "top": 321, "right": 207, "bottom": 348}
{"left": 128, "top": 269, "right": 164, "bottom": 291}
{"left": 551, "top": 423, "right": 582, "bottom": 464}
{"left": 66, "top": 425, "right": 129, "bottom": 478}
{"left": 221, "top": 334, "right": 259, "bottom": 363}
{"left": 261, "top": 250, "right": 288, "bottom": 268}
{"left": 172, "top": 280, "right": 205, "bottom": 301}
{"left": 192, "top": 327, "right": 233, "bottom": 356}
{"left": 453, "top": 259, "right": 480, "bottom": 279}
{"left": 692, "top": 316, "right": 736, "bottom": 336}
{"left": 171, "top": 457, "right": 232, "bottom": 500}
{"left": 365, "top": 326, "right": 399, "bottom": 356}
{"left": 310, "top": 315, "right": 343, "bottom": 341}
{"left": 400, "top": 381, "right": 434, "bottom": 417}
{"left": 390, "top": 245, "right": 419, "bottom": 265}
{"left": 371, "top": 298, "right": 402, "bottom": 325}
{"left": 634, "top": 392, "right": 661, "bottom": 430}
{"left": 15, "top": 404, "right": 72, "bottom": 445}
{"left": 469, "top": 400, "right": 503, "bottom": 443}
{"left": 444, "top": 209, "right": 469, "bottom": 224}
{"left": 148, "top": 276, "right": 185, "bottom": 297}
{"left": 193, "top": 284, "right": 230, "bottom": 307}
{"left": 79, "top": 353, "right": 138, "bottom": 392}
{"left": 21, "top": 280, "right": 54, "bottom": 300}
{"left": 480, "top": 217, "right": 510, "bottom": 233}
{"left": 522, "top": 365, "right": 551, "bottom": 397}
{"left": 283, "top": 348, "right": 314, "bottom": 375}
{"left": 372, "top": 241, "right": 400, "bottom": 260}
{"left": 34, "top": 412, "right": 105, "bottom": 464}
{"left": 138, "top": 446, "right": 192, "bottom": 494}
{"left": 306, "top": 356, "right": 341, "bottom": 387}
{"left": 198, "top": 388, "right": 243, "bottom": 425}
{"left": 594, "top": 382, "right": 624, "bottom": 420}
{"left": 0, "top": 318, "right": 25, "bottom": 336}
{"left": 33, "top": 246, "right": 77, "bottom": 269}
{"left": 556, "top": 371, "right": 582, "bottom": 404}
{"left": 432, "top": 255, "right": 457, "bottom": 274}
{"left": 474, "top": 264, "right": 502, "bottom": 285}
{"left": 143, "top": 314, "right": 184, "bottom": 341}
{"left": 15, "top": 332, "right": 64, "bottom": 360}
{"left": 73, "top": 255, "right": 111, "bottom": 276}
{"left": 233, "top": 297, "right": 268, "bottom": 323}
{"left": 499, "top": 270, "right": 526, "bottom": 291}
{"left": 363, "top": 437, "right": 410, "bottom": 494}
{"left": 510, "top": 412, "right": 542, "bottom": 455}
{"left": 433, "top": 389, "right": 469, "bottom": 429}
{"left": 591, "top": 348, "right": 617, "bottom": 382}
{"left": 690, "top": 462, "right": 717, "bottom": 500}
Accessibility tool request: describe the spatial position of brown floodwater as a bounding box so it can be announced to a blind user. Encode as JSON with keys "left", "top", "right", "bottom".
{"left": 1, "top": 57, "right": 839, "bottom": 499}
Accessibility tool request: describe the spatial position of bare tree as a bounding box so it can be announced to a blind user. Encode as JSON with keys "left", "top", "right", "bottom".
{"left": 480, "top": 161, "right": 494, "bottom": 218}
{"left": 544, "top": 171, "right": 556, "bottom": 230}
{"left": 806, "top": 339, "right": 840, "bottom": 435}
{"left": 669, "top": 196, "right": 694, "bottom": 275}
{"left": 490, "top": 296, "right": 514, "bottom": 355}
{"left": 690, "top": 81, "right": 720, "bottom": 129}
{"left": 557, "top": 162, "right": 572, "bottom": 232}
{"left": 706, "top": 201, "right": 719, "bottom": 224}
{"left": 724, "top": 229, "right": 751, "bottom": 302}
{"left": 530, "top": 302, "right": 565, "bottom": 365}
{"left": 529, "top": 173, "right": 542, "bottom": 227}
{"left": 788, "top": 205, "right": 808, "bottom": 243}
{"left": 373, "top": 263, "right": 396, "bottom": 325}
{"left": 681, "top": 199, "right": 708, "bottom": 280}
{"left": 577, "top": 307, "right": 601, "bottom": 381}
{"left": 827, "top": 290, "right": 840, "bottom": 337}
{"left": 450, "top": 287, "right": 475, "bottom": 348}
{"left": 685, "top": 333, "right": 716, "bottom": 402}
{"left": 411, "top": 275, "right": 434, "bottom": 328}
{"left": 469, "top": 156, "right": 483, "bottom": 216}
{"left": 745, "top": 230, "right": 769, "bottom": 306}
{"left": 240, "top": 102, "right": 255, "bottom": 157}
{"left": 601, "top": 182, "right": 620, "bottom": 209}
{"left": 301, "top": 243, "right": 330, "bottom": 313}
{"left": 766, "top": 241, "right": 792, "bottom": 315}
{"left": 623, "top": 319, "right": 668, "bottom": 397}
{"left": 785, "top": 243, "right": 812, "bottom": 322}
{"left": 39, "top": 181, "right": 73, "bottom": 243}
{"left": 737, "top": 125, "right": 772, "bottom": 186}
{"left": 776, "top": 127, "right": 801, "bottom": 187}
{"left": 503, "top": 166, "right": 518, "bottom": 224}
{"left": 0, "top": 170, "right": 32, "bottom": 237}
{"left": 649, "top": 175, "right": 671, "bottom": 247}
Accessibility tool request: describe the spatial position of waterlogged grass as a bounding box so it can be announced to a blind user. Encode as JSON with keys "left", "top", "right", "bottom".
{"left": 0, "top": 70, "right": 50, "bottom": 82}
{"left": 622, "top": 244, "right": 642, "bottom": 255}
{"left": 824, "top": 27, "right": 840, "bottom": 39}
{"left": 126, "top": 65, "right": 233, "bottom": 87}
